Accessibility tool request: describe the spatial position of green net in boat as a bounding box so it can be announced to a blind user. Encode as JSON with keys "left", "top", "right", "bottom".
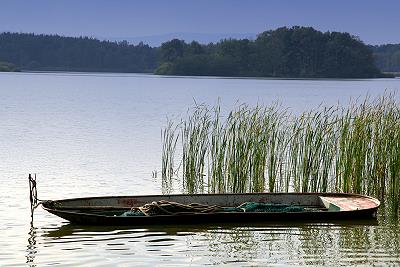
{"left": 226, "top": 202, "right": 305, "bottom": 213}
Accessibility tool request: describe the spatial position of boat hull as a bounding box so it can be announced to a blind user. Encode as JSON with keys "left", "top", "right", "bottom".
{"left": 42, "top": 192, "right": 380, "bottom": 225}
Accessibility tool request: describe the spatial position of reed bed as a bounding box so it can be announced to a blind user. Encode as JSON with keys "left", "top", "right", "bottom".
{"left": 161, "top": 94, "right": 400, "bottom": 214}
{"left": 161, "top": 120, "right": 179, "bottom": 193}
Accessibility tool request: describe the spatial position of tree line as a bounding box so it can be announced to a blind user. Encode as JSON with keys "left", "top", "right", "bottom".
{"left": 156, "top": 27, "right": 384, "bottom": 78}
{"left": 0, "top": 27, "right": 398, "bottom": 77}
{"left": 371, "top": 44, "right": 400, "bottom": 73}
{"left": 0, "top": 32, "right": 158, "bottom": 72}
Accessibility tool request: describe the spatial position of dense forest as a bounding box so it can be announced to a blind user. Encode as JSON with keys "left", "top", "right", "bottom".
{"left": 371, "top": 44, "right": 400, "bottom": 72}
{"left": 156, "top": 27, "right": 383, "bottom": 78}
{"left": 0, "top": 27, "right": 398, "bottom": 77}
{"left": 0, "top": 32, "right": 158, "bottom": 72}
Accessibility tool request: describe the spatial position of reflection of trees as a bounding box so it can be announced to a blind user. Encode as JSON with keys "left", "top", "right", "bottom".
{"left": 177, "top": 218, "right": 399, "bottom": 265}
{"left": 205, "top": 227, "right": 259, "bottom": 262}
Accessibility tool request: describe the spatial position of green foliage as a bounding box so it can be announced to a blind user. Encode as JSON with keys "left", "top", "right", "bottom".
{"left": 162, "top": 94, "right": 400, "bottom": 215}
{"left": 154, "top": 62, "right": 175, "bottom": 75}
{"left": 1, "top": 28, "right": 395, "bottom": 77}
{"left": 159, "top": 39, "right": 185, "bottom": 62}
{"left": 157, "top": 26, "right": 383, "bottom": 78}
{"left": 0, "top": 61, "right": 17, "bottom": 72}
{"left": 0, "top": 32, "right": 158, "bottom": 72}
{"left": 181, "top": 104, "right": 211, "bottom": 194}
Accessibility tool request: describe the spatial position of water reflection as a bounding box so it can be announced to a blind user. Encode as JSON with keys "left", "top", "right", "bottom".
{"left": 44, "top": 220, "right": 378, "bottom": 238}
{"left": 3, "top": 73, "right": 399, "bottom": 266}
{"left": 24, "top": 213, "right": 400, "bottom": 266}
{"left": 26, "top": 221, "right": 37, "bottom": 267}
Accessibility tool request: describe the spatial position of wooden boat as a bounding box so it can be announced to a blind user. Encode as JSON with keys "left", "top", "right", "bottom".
{"left": 40, "top": 192, "right": 380, "bottom": 225}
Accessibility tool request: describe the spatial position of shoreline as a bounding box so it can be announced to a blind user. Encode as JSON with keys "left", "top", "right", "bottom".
{"left": 2, "top": 70, "right": 397, "bottom": 81}
{"left": 384, "top": 72, "right": 400, "bottom": 77}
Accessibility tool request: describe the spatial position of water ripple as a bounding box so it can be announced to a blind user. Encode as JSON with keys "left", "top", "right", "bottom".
{"left": 1, "top": 73, "right": 400, "bottom": 266}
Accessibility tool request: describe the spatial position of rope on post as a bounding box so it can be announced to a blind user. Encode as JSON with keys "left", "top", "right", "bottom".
{"left": 29, "top": 174, "right": 42, "bottom": 213}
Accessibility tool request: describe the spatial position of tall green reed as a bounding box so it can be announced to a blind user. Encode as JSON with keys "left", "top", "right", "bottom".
{"left": 161, "top": 93, "right": 400, "bottom": 215}
{"left": 161, "top": 120, "right": 179, "bottom": 179}
{"left": 181, "top": 104, "right": 211, "bottom": 193}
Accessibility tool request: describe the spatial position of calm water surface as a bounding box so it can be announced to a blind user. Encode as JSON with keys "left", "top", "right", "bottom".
{"left": 1, "top": 72, "right": 400, "bottom": 266}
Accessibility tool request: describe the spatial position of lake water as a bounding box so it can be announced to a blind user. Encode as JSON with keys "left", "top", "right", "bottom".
{"left": 1, "top": 72, "right": 400, "bottom": 266}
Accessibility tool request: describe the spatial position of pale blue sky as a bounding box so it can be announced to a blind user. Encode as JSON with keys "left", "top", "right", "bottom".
{"left": 1, "top": 0, "right": 399, "bottom": 44}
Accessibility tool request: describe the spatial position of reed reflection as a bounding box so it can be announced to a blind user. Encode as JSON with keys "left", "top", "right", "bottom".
{"left": 40, "top": 219, "right": 389, "bottom": 265}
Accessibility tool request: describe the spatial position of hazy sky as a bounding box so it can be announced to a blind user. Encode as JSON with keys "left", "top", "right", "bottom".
{"left": 1, "top": 0, "right": 399, "bottom": 44}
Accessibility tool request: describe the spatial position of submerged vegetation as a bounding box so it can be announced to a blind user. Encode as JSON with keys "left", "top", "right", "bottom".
{"left": 161, "top": 94, "right": 400, "bottom": 215}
